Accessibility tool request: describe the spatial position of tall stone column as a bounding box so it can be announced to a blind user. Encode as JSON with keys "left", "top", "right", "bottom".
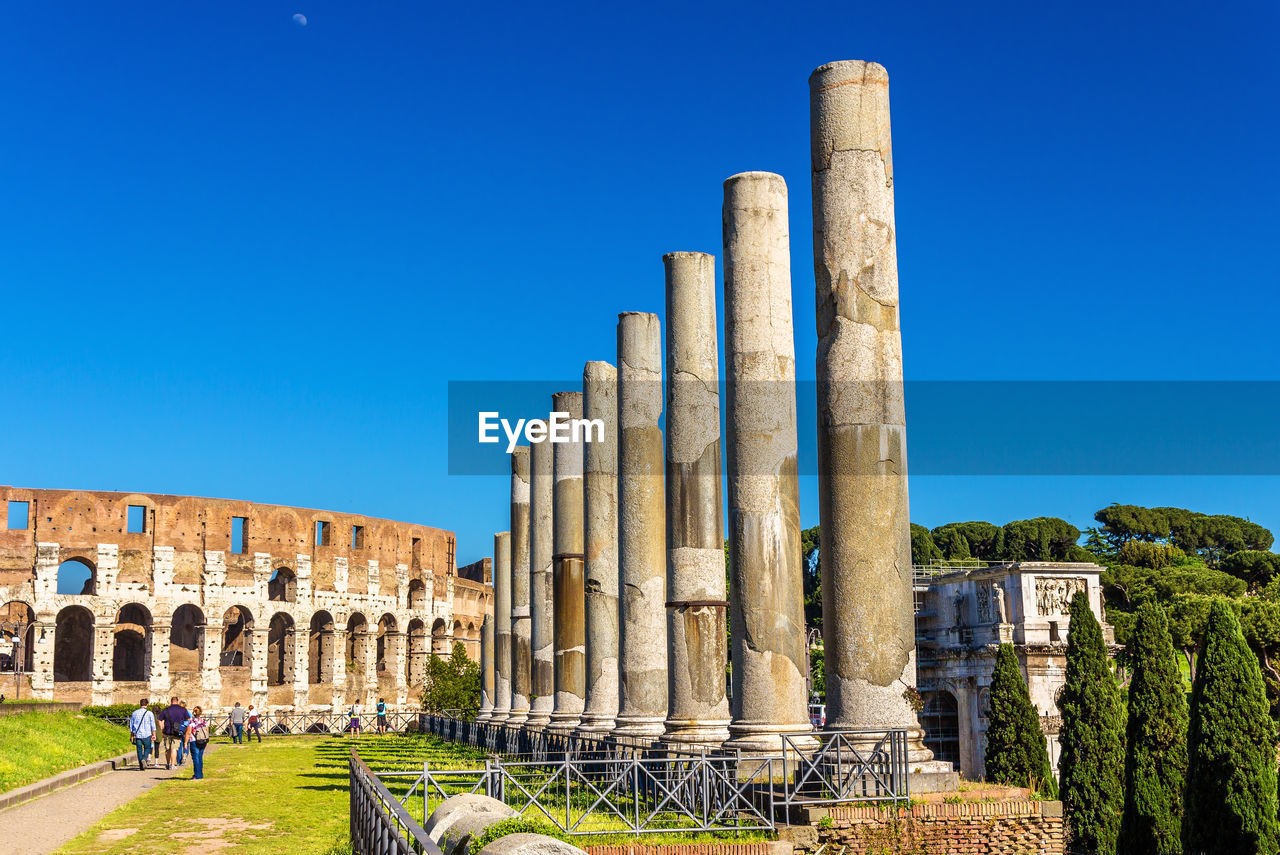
{"left": 548, "top": 391, "right": 586, "bottom": 733}
{"left": 661, "top": 252, "right": 730, "bottom": 747}
{"left": 613, "top": 311, "right": 668, "bottom": 744}
{"left": 492, "top": 531, "right": 513, "bottom": 722}
{"left": 509, "top": 446, "right": 533, "bottom": 725}
{"left": 809, "top": 60, "right": 930, "bottom": 758}
{"left": 577, "top": 361, "right": 619, "bottom": 734}
{"left": 478, "top": 613, "right": 495, "bottom": 721}
{"left": 722, "top": 172, "right": 816, "bottom": 753}
{"left": 525, "top": 436, "right": 556, "bottom": 730}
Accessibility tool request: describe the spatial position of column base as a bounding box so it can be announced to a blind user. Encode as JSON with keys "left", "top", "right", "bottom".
{"left": 574, "top": 713, "right": 617, "bottom": 736}
{"left": 908, "top": 760, "right": 960, "bottom": 793}
{"left": 476, "top": 709, "right": 494, "bottom": 723}
{"left": 546, "top": 713, "right": 582, "bottom": 733}
{"left": 660, "top": 719, "right": 731, "bottom": 750}
{"left": 523, "top": 701, "right": 554, "bottom": 731}
{"left": 488, "top": 709, "right": 511, "bottom": 724}
{"left": 724, "top": 723, "right": 818, "bottom": 756}
{"left": 505, "top": 707, "right": 530, "bottom": 727}
{"left": 610, "top": 716, "right": 666, "bottom": 746}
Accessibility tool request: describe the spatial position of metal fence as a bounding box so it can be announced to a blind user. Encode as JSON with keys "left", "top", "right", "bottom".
{"left": 105, "top": 709, "right": 426, "bottom": 736}
{"left": 350, "top": 750, "right": 445, "bottom": 855}
{"left": 780, "top": 729, "right": 910, "bottom": 806}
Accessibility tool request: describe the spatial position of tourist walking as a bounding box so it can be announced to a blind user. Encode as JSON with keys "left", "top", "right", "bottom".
{"left": 127, "top": 698, "right": 157, "bottom": 771}
{"left": 176, "top": 701, "right": 189, "bottom": 766}
{"left": 348, "top": 700, "right": 362, "bottom": 736}
{"left": 185, "top": 706, "right": 210, "bottom": 780}
{"left": 229, "top": 701, "right": 246, "bottom": 744}
{"left": 376, "top": 698, "right": 388, "bottom": 733}
{"left": 247, "top": 704, "right": 263, "bottom": 743}
{"left": 158, "top": 696, "right": 188, "bottom": 769}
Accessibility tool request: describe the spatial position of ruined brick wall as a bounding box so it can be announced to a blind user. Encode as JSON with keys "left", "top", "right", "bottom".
{"left": 0, "top": 486, "right": 491, "bottom": 711}
{"left": 814, "top": 800, "right": 1064, "bottom": 855}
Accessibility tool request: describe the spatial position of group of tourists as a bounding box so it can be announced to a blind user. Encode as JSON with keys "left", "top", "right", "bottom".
{"left": 127, "top": 697, "right": 210, "bottom": 780}
{"left": 345, "top": 697, "right": 391, "bottom": 735}
{"left": 227, "top": 701, "right": 264, "bottom": 743}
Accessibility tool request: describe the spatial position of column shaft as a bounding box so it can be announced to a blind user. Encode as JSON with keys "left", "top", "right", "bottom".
{"left": 548, "top": 391, "right": 586, "bottom": 732}
{"left": 478, "top": 613, "right": 495, "bottom": 720}
{"left": 492, "top": 531, "right": 513, "bottom": 721}
{"left": 662, "top": 252, "right": 730, "bottom": 747}
{"left": 526, "top": 436, "right": 556, "bottom": 730}
{"left": 722, "top": 172, "right": 816, "bottom": 753}
{"left": 809, "top": 60, "right": 929, "bottom": 757}
{"left": 509, "top": 446, "right": 533, "bottom": 725}
{"left": 577, "top": 361, "right": 619, "bottom": 734}
{"left": 613, "top": 311, "right": 668, "bottom": 743}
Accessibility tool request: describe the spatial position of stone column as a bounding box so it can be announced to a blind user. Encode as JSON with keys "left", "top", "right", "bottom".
{"left": 91, "top": 623, "right": 114, "bottom": 706}
{"left": 250, "top": 628, "right": 268, "bottom": 709}
{"left": 722, "top": 172, "right": 816, "bottom": 753}
{"left": 613, "top": 311, "right": 668, "bottom": 744}
{"left": 478, "top": 613, "right": 496, "bottom": 721}
{"left": 509, "top": 445, "right": 533, "bottom": 725}
{"left": 200, "top": 618, "right": 223, "bottom": 708}
{"left": 809, "top": 61, "right": 930, "bottom": 757}
{"left": 662, "top": 252, "right": 731, "bottom": 747}
{"left": 492, "top": 530, "right": 513, "bottom": 722}
{"left": 525, "top": 436, "right": 556, "bottom": 730}
{"left": 291, "top": 628, "right": 309, "bottom": 710}
{"left": 150, "top": 621, "right": 172, "bottom": 698}
{"left": 577, "top": 361, "right": 619, "bottom": 734}
{"left": 548, "top": 391, "right": 586, "bottom": 733}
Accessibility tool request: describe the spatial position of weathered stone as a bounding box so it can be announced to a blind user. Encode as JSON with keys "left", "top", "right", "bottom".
{"left": 577, "top": 361, "right": 619, "bottom": 734}
{"left": 612, "top": 311, "right": 668, "bottom": 744}
{"left": 548, "top": 391, "right": 586, "bottom": 733}
{"left": 476, "top": 833, "right": 589, "bottom": 855}
{"left": 525, "top": 437, "right": 556, "bottom": 730}
{"left": 509, "top": 446, "right": 532, "bottom": 726}
{"left": 478, "top": 612, "right": 495, "bottom": 721}
{"left": 492, "top": 531, "right": 513, "bottom": 722}
{"left": 809, "top": 60, "right": 929, "bottom": 759}
{"left": 722, "top": 172, "right": 817, "bottom": 754}
{"left": 424, "top": 793, "right": 518, "bottom": 855}
{"left": 661, "top": 252, "right": 730, "bottom": 748}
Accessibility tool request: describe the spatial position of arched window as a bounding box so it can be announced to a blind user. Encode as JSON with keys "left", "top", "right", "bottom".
{"left": 169, "top": 605, "right": 205, "bottom": 673}
{"left": 308, "top": 611, "right": 335, "bottom": 684}
{"left": 112, "top": 603, "right": 152, "bottom": 682}
{"left": 376, "top": 614, "right": 397, "bottom": 674}
{"left": 268, "top": 568, "right": 297, "bottom": 603}
{"left": 346, "top": 613, "right": 369, "bottom": 676}
{"left": 0, "top": 601, "right": 36, "bottom": 673}
{"left": 56, "top": 558, "right": 96, "bottom": 596}
{"left": 220, "top": 606, "right": 254, "bottom": 667}
{"left": 408, "top": 579, "right": 427, "bottom": 611}
{"left": 406, "top": 618, "right": 427, "bottom": 688}
{"left": 267, "top": 613, "right": 295, "bottom": 686}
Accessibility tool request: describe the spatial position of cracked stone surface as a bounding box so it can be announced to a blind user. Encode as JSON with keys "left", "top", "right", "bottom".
{"left": 508, "top": 445, "right": 532, "bottom": 725}
{"left": 548, "top": 390, "right": 586, "bottom": 732}
{"left": 810, "top": 60, "right": 930, "bottom": 759}
{"left": 526, "top": 435, "right": 555, "bottom": 730}
{"left": 613, "top": 311, "right": 668, "bottom": 742}
{"left": 491, "top": 530, "right": 513, "bottom": 721}
{"left": 578, "top": 360, "right": 620, "bottom": 733}
{"left": 661, "top": 251, "right": 730, "bottom": 747}
{"left": 478, "top": 612, "right": 495, "bottom": 720}
{"left": 722, "top": 172, "right": 816, "bottom": 754}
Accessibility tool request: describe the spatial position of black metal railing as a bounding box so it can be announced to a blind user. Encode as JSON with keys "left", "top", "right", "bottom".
{"left": 350, "top": 750, "right": 445, "bottom": 855}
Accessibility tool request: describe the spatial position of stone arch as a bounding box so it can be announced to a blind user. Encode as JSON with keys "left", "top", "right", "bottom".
{"left": 408, "top": 578, "right": 427, "bottom": 611}
{"left": 921, "top": 689, "right": 960, "bottom": 766}
{"left": 269, "top": 567, "right": 297, "bottom": 603}
{"left": 406, "top": 618, "right": 427, "bottom": 689}
{"left": 308, "top": 610, "right": 335, "bottom": 685}
{"left": 54, "top": 605, "right": 94, "bottom": 682}
{"left": 376, "top": 613, "right": 396, "bottom": 674}
{"left": 220, "top": 606, "right": 254, "bottom": 667}
{"left": 345, "top": 612, "right": 369, "bottom": 678}
{"left": 113, "top": 603, "right": 152, "bottom": 682}
{"left": 0, "top": 601, "right": 37, "bottom": 673}
{"left": 267, "top": 612, "right": 295, "bottom": 687}
{"left": 431, "top": 618, "right": 448, "bottom": 656}
{"left": 56, "top": 557, "right": 96, "bottom": 596}
{"left": 169, "top": 604, "right": 205, "bottom": 674}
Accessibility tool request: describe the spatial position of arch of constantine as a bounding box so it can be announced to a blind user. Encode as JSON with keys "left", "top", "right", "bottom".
{"left": 0, "top": 487, "right": 491, "bottom": 712}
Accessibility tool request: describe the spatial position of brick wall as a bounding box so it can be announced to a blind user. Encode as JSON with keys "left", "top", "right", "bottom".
{"left": 814, "top": 800, "right": 1064, "bottom": 855}
{"left": 587, "top": 843, "right": 791, "bottom": 855}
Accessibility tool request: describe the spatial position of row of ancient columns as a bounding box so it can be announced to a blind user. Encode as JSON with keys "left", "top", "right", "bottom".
{"left": 477, "top": 60, "right": 933, "bottom": 760}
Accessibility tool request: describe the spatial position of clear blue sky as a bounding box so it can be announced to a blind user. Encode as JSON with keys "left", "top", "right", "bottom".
{"left": 2, "top": 1, "right": 1277, "bottom": 566}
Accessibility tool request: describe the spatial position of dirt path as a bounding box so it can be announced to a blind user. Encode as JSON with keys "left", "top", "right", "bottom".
{"left": 0, "top": 760, "right": 189, "bottom": 855}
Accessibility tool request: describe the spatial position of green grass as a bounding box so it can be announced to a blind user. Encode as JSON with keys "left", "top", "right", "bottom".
{"left": 56, "top": 733, "right": 774, "bottom": 854}
{"left": 0, "top": 711, "right": 134, "bottom": 793}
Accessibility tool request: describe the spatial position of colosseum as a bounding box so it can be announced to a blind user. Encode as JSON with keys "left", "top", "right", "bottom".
{"left": 0, "top": 487, "right": 492, "bottom": 714}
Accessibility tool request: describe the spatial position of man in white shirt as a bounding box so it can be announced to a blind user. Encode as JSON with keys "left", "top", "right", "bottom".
{"left": 128, "top": 697, "right": 158, "bottom": 771}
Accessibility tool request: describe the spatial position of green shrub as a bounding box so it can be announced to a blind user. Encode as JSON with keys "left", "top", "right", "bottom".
{"left": 467, "top": 818, "right": 567, "bottom": 855}
{"left": 80, "top": 702, "right": 165, "bottom": 720}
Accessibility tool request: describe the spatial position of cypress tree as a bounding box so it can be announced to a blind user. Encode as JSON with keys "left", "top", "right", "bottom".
{"left": 1183, "top": 600, "right": 1279, "bottom": 855}
{"left": 1118, "top": 600, "right": 1188, "bottom": 855}
{"left": 1059, "top": 591, "right": 1125, "bottom": 855}
{"left": 985, "top": 643, "right": 1056, "bottom": 796}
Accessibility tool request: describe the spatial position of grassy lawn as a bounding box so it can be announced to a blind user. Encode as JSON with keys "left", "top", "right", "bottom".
{"left": 57, "top": 732, "right": 774, "bottom": 854}
{"left": 0, "top": 711, "right": 133, "bottom": 793}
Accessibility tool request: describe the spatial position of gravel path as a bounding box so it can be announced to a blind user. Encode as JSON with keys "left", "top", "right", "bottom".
{"left": 0, "top": 758, "right": 191, "bottom": 854}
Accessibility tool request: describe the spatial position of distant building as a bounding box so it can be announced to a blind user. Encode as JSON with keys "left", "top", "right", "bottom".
{"left": 913, "top": 562, "right": 1111, "bottom": 780}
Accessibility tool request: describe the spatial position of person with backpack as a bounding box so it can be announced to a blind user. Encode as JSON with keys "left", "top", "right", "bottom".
{"left": 175, "top": 701, "right": 189, "bottom": 766}
{"left": 185, "top": 706, "right": 210, "bottom": 780}
{"left": 228, "top": 701, "right": 246, "bottom": 744}
{"left": 348, "top": 700, "right": 362, "bottom": 736}
{"left": 375, "top": 698, "right": 388, "bottom": 733}
{"left": 247, "top": 704, "right": 263, "bottom": 743}
{"left": 127, "top": 697, "right": 157, "bottom": 771}
{"left": 158, "top": 696, "right": 188, "bottom": 769}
